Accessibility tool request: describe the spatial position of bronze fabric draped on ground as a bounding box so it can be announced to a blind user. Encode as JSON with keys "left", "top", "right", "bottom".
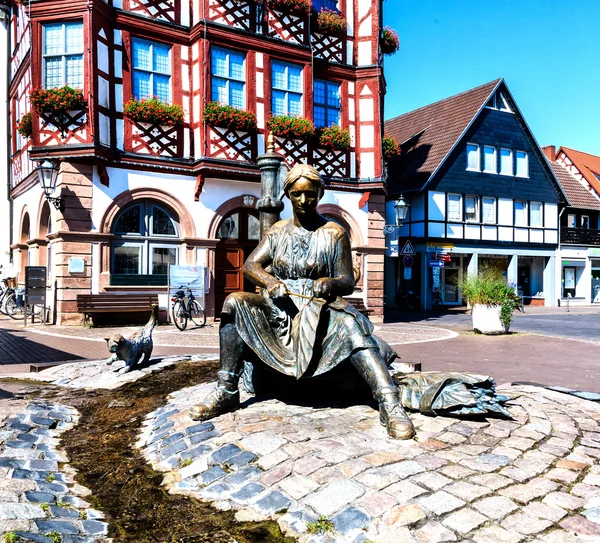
{"left": 223, "top": 220, "right": 378, "bottom": 379}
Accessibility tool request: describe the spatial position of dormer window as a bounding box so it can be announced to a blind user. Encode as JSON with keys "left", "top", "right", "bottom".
{"left": 485, "top": 90, "right": 514, "bottom": 113}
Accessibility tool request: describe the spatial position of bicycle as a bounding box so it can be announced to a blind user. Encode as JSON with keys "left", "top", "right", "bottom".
{"left": 171, "top": 281, "right": 206, "bottom": 331}
{"left": 1, "top": 280, "right": 43, "bottom": 321}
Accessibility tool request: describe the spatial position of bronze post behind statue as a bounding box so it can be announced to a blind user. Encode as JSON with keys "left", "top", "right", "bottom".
{"left": 256, "top": 134, "right": 285, "bottom": 239}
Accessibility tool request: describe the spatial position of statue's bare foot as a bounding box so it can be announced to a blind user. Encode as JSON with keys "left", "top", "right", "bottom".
{"left": 379, "top": 399, "right": 415, "bottom": 440}
{"left": 190, "top": 387, "right": 240, "bottom": 421}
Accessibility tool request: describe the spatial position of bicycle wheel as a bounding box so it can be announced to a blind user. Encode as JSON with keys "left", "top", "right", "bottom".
{"left": 172, "top": 299, "right": 188, "bottom": 331}
{"left": 189, "top": 300, "right": 206, "bottom": 328}
{"left": 5, "top": 294, "right": 24, "bottom": 320}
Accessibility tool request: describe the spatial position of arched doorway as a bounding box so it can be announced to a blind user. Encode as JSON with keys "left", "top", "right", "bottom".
{"left": 214, "top": 208, "right": 260, "bottom": 314}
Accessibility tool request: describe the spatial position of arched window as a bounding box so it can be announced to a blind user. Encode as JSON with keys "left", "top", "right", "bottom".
{"left": 111, "top": 200, "right": 180, "bottom": 285}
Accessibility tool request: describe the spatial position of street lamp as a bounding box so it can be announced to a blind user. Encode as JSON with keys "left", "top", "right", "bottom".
{"left": 36, "top": 160, "right": 63, "bottom": 211}
{"left": 383, "top": 195, "right": 410, "bottom": 235}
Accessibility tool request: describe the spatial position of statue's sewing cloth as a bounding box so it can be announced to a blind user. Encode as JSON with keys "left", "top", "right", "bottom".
{"left": 225, "top": 220, "right": 377, "bottom": 378}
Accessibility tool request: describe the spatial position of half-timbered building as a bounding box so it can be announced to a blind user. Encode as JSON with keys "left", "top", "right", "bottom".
{"left": 6, "top": 0, "right": 389, "bottom": 324}
{"left": 384, "top": 79, "right": 566, "bottom": 310}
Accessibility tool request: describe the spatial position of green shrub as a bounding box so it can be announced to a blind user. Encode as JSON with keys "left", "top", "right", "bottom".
{"left": 306, "top": 516, "right": 335, "bottom": 534}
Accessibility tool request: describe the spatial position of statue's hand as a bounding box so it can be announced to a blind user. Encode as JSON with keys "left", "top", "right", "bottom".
{"left": 267, "top": 281, "right": 289, "bottom": 299}
{"left": 313, "top": 278, "right": 333, "bottom": 298}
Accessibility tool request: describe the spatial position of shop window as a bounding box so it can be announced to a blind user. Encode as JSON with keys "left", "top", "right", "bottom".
{"left": 132, "top": 39, "right": 171, "bottom": 102}
{"left": 43, "top": 21, "right": 84, "bottom": 89}
{"left": 111, "top": 200, "right": 180, "bottom": 285}
{"left": 211, "top": 47, "right": 245, "bottom": 109}
{"left": 272, "top": 61, "right": 302, "bottom": 116}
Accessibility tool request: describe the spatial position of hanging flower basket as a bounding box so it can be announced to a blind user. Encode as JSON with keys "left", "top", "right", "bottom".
{"left": 29, "top": 86, "right": 87, "bottom": 115}
{"left": 381, "top": 26, "right": 400, "bottom": 55}
{"left": 268, "top": 115, "right": 315, "bottom": 140}
{"left": 314, "top": 8, "right": 347, "bottom": 35}
{"left": 124, "top": 98, "right": 184, "bottom": 127}
{"left": 203, "top": 102, "right": 257, "bottom": 131}
{"left": 382, "top": 135, "right": 401, "bottom": 160}
{"left": 17, "top": 112, "right": 32, "bottom": 138}
{"left": 317, "top": 125, "right": 350, "bottom": 152}
{"left": 267, "top": 0, "right": 311, "bottom": 16}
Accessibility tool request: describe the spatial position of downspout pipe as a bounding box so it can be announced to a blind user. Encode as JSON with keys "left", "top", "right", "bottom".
{"left": 0, "top": 2, "right": 12, "bottom": 267}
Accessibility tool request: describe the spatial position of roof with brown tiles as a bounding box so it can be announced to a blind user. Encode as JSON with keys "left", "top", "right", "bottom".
{"left": 384, "top": 79, "right": 502, "bottom": 193}
{"left": 549, "top": 161, "right": 600, "bottom": 211}
{"left": 557, "top": 147, "right": 600, "bottom": 195}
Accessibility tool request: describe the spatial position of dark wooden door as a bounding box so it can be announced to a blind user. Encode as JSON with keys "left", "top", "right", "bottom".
{"left": 214, "top": 209, "right": 260, "bottom": 315}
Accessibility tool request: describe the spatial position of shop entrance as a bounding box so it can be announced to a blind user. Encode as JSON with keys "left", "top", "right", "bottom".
{"left": 441, "top": 256, "right": 462, "bottom": 305}
{"left": 592, "top": 260, "right": 600, "bottom": 303}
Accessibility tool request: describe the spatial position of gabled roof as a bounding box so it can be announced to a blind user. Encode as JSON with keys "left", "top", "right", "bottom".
{"left": 549, "top": 161, "right": 600, "bottom": 211}
{"left": 384, "top": 79, "right": 502, "bottom": 192}
{"left": 557, "top": 147, "right": 600, "bottom": 195}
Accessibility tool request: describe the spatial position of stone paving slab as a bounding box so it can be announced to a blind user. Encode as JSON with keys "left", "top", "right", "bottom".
{"left": 137, "top": 382, "right": 600, "bottom": 543}
{"left": 1, "top": 354, "right": 218, "bottom": 390}
{"left": 0, "top": 401, "right": 108, "bottom": 542}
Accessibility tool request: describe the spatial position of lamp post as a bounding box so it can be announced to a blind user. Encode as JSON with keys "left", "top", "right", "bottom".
{"left": 383, "top": 194, "right": 410, "bottom": 235}
{"left": 36, "top": 160, "right": 63, "bottom": 211}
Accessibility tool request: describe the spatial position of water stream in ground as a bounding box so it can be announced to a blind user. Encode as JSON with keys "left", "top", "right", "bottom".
{"left": 27, "top": 362, "right": 295, "bottom": 543}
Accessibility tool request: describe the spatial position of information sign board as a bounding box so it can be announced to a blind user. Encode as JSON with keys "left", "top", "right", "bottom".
{"left": 429, "top": 261, "right": 444, "bottom": 268}
{"left": 25, "top": 266, "right": 47, "bottom": 325}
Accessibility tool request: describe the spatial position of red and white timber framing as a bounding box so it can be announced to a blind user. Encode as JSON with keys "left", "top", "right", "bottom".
{"left": 8, "top": 0, "right": 391, "bottom": 323}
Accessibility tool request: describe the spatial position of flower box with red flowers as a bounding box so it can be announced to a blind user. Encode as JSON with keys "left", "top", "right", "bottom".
{"left": 203, "top": 102, "right": 257, "bottom": 132}
{"left": 17, "top": 112, "right": 32, "bottom": 139}
{"left": 124, "top": 98, "right": 184, "bottom": 127}
{"left": 267, "top": 0, "right": 311, "bottom": 17}
{"left": 29, "top": 86, "right": 87, "bottom": 115}
{"left": 381, "top": 27, "right": 400, "bottom": 55}
{"left": 314, "top": 8, "right": 347, "bottom": 36}
{"left": 382, "top": 135, "right": 401, "bottom": 160}
{"left": 267, "top": 115, "right": 315, "bottom": 140}
{"left": 317, "top": 125, "right": 350, "bottom": 152}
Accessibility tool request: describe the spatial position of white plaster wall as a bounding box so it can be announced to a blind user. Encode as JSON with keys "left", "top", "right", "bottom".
{"left": 515, "top": 228, "right": 528, "bottom": 243}
{"left": 545, "top": 203, "right": 558, "bottom": 229}
{"left": 357, "top": 42, "right": 371, "bottom": 66}
{"left": 498, "top": 227, "right": 513, "bottom": 241}
{"left": 360, "top": 152, "right": 374, "bottom": 178}
{"left": 464, "top": 224, "right": 480, "bottom": 239}
{"left": 12, "top": 185, "right": 46, "bottom": 245}
{"left": 447, "top": 223, "right": 462, "bottom": 238}
{"left": 498, "top": 198, "right": 513, "bottom": 226}
{"left": 530, "top": 229, "right": 544, "bottom": 244}
{"left": 428, "top": 191, "right": 445, "bottom": 221}
{"left": 319, "top": 190, "right": 368, "bottom": 245}
{"left": 482, "top": 226, "right": 497, "bottom": 241}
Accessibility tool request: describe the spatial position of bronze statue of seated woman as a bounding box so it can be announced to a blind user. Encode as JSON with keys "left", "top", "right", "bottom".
{"left": 190, "top": 164, "right": 415, "bottom": 440}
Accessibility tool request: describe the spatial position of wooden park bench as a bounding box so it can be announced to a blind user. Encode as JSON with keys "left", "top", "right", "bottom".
{"left": 76, "top": 293, "right": 159, "bottom": 325}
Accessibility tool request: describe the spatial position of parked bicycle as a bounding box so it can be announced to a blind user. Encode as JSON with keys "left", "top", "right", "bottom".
{"left": 0, "top": 279, "right": 42, "bottom": 320}
{"left": 171, "top": 280, "right": 206, "bottom": 331}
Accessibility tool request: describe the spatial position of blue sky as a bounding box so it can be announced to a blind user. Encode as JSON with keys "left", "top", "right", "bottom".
{"left": 383, "top": 0, "right": 600, "bottom": 155}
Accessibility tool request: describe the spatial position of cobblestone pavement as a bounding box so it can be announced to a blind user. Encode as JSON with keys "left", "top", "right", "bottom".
{"left": 137, "top": 381, "right": 600, "bottom": 543}
{"left": 4, "top": 355, "right": 218, "bottom": 390}
{"left": 0, "top": 401, "right": 108, "bottom": 542}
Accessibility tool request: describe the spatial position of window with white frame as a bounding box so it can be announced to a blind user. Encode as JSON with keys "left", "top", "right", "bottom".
{"left": 498, "top": 92, "right": 513, "bottom": 113}
{"left": 581, "top": 215, "right": 590, "bottom": 229}
{"left": 464, "top": 196, "right": 479, "bottom": 222}
{"left": 272, "top": 61, "right": 302, "bottom": 116}
{"left": 314, "top": 80, "right": 341, "bottom": 128}
{"left": 567, "top": 214, "right": 576, "bottom": 228}
{"left": 447, "top": 194, "right": 462, "bottom": 221}
{"left": 111, "top": 201, "right": 180, "bottom": 281}
{"left": 500, "top": 148, "right": 513, "bottom": 176}
{"left": 43, "top": 22, "right": 84, "bottom": 89}
{"left": 530, "top": 202, "right": 543, "bottom": 227}
{"left": 483, "top": 146, "right": 496, "bottom": 173}
{"left": 482, "top": 197, "right": 496, "bottom": 224}
{"left": 515, "top": 201, "right": 528, "bottom": 226}
{"left": 466, "top": 143, "right": 480, "bottom": 171}
{"left": 132, "top": 39, "right": 171, "bottom": 102}
{"left": 211, "top": 47, "right": 245, "bottom": 109}
{"left": 515, "top": 150, "right": 528, "bottom": 178}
